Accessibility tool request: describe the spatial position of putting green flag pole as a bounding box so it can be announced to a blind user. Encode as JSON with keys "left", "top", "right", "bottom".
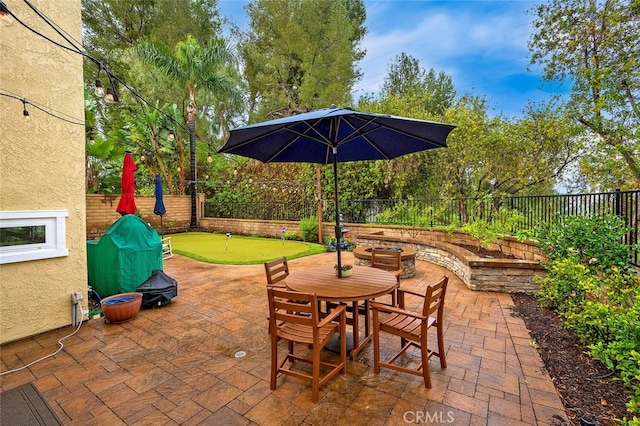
{"left": 226, "top": 232, "right": 231, "bottom": 252}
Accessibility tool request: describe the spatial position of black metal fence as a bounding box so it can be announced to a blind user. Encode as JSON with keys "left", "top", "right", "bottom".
{"left": 204, "top": 189, "right": 640, "bottom": 265}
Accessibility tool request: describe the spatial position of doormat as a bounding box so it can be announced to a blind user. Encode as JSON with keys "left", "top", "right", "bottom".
{"left": 0, "top": 382, "right": 63, "bottom": 425}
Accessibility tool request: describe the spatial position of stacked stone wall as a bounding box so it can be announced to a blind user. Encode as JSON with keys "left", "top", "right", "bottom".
{"left": 356, "top": 234, "right": 544, "bottom": 293}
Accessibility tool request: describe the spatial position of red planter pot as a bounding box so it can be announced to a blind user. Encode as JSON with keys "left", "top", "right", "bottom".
{"left": 100, "top": 293, "right": 142, "bottom": 324}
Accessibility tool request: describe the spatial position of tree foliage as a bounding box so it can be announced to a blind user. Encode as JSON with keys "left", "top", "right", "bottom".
{"left": 381, "top": 52, "right": 456, "bottom": 115}
{"left": 529, "top": 0, "right": 640, "bottom": 189}
{"left": 434, "top": 96, "right": 581, "bottom": 204}
{"left": 137, "top": 34, "right": 243, "bottom": 223}
{"left": 240, "top": 0, "right": 366, "bottom": 122}
{"left": 81, "top": 0, "right": 237, "bottom": 195}
{"left": 82, "top": 0, "right": 221, "bottom": 59}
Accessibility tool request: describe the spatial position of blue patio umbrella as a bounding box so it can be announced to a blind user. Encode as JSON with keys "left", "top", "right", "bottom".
{"left": 153, "top": 174, "right": 167, "bottom": 236}
{"left": 218, "top": 106, "right": 456, "bottom": 275}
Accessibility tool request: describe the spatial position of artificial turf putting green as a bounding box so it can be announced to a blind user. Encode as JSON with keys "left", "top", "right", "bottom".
{"left": 169, "top": 232, "right": 326, "bottom": 265}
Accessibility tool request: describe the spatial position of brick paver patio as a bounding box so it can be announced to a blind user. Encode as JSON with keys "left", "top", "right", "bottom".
{"left": 0, "top": 252, "right": 569, "bottom": 425}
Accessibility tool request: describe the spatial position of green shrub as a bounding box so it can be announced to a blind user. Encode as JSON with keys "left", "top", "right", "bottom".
{"left": 534, "top": 214, "right": 640, "bottom": 418}
{"left": 534, "top": 257, "right": 595, "bottom": 313}
{"left": 299, "top": 216, "right": 318, "bottom": 242}
{"left": 589, "top": 291, "right": 640, "bottom": 418}
{"left": 283, "top": 231, "right": 300, "bottom": 240}
{"left": 535, "top": 214, "right": 636, "bottom": 275}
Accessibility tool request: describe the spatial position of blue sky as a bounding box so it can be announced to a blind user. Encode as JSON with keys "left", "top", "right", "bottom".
{"left": 218, "top": 0, "right": 568, "bottom": 118}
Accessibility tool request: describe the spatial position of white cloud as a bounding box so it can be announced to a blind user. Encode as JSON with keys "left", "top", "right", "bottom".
{"left": 354, "top": 1, "right": 542, "bottom": 115}
{"left": 218, "top": 0, "right": 553, "bottom": 116}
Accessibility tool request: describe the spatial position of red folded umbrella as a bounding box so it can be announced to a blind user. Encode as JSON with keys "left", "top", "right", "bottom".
{"left": 116, "top": 152, "right": 137, "bottom": 215}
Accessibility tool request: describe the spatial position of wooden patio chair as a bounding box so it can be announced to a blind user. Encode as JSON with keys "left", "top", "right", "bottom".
{"left": 371, "top": 276, "right": 448, "bottom": 388}
{"left": 267, "top": 287, "right": 347, "bottom": 403}
{"left": 264, "top": 256, "right": 289, "bottom": 288}
{"left": 371, "top": 248, "right": 402, "bottom": 305}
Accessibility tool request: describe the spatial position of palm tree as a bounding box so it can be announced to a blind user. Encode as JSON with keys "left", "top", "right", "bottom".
{"left": 137, "top": 35, "right": 241, "bottom": 229}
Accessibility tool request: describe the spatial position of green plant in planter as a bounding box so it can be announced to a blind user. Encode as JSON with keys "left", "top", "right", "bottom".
{"left": 334, "top": 263, "right": 353, "bottom": 277}
{"left": 460, "top": 208, "right": 524, "bottom": 253}
{"left": 334, "top": 263, "right": 353, "bottom": 271}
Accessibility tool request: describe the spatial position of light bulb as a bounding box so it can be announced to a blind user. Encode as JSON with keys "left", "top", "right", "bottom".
{"left": 94, "top": 79, "right": 104, "bottom": 97}
{"left": 207, "top": 155, "right": 212, "bottom": 163}
{"left": 104, "top": 88, "right": 115, "bottom": 103}
{"left": 168, "top": 129, "right": 175, "bottom": 141}
{"left": 22, "top": 101, "right": 30, "bottom": 121}
{"left": 0, "top": 2, "right": 14, "bottom": 27}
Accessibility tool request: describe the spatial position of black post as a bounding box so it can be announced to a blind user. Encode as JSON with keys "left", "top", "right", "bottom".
{"left": 189, "top": 118, "right": 197, "bottom": 229}
{"left": 333, "top": 147, "right": 342, "bottom": 277}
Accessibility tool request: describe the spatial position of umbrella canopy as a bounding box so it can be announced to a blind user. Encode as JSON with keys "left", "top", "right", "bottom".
{"left": 153, "top": 174, "right": 167, "bottom": 236}
{"left": 218, "top": 106, "right": 456, "bottom": 273}
{"left": 116, "top": 151, "right": 137, "bottom": 215}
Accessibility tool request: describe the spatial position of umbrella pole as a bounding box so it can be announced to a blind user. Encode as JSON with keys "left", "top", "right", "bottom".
{"left": 333, "top": 147, "right": 342, "bottom": 277}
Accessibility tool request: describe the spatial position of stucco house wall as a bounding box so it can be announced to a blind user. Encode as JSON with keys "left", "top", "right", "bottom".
{"left": 0, "top": 0, "right": 86, "bottom": 343}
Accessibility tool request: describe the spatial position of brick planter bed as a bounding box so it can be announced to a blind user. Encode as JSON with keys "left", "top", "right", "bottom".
{"left": 355, "top": 232, "right": 544, "bottom": 293}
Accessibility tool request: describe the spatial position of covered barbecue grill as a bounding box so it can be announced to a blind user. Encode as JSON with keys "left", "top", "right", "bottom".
{"left": 136, "top": 269, "right": 177, "bottom": 309}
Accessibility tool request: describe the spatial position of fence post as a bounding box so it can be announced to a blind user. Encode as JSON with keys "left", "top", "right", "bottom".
{"left": 615, "top": 188, "right": 622, "bottom": 217}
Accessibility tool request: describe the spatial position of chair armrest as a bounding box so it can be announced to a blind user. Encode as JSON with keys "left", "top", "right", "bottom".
{"left": 397, "top": 288, "right": 422, "bottom": 298}
{"left": 370, "top": 301, "right": 427, "bottom": 321}
{"left": 318, "top": 304, "right": 346, "bottom": 327}
{"left": 267, "top": 283, "right": 287, "bottom": 289}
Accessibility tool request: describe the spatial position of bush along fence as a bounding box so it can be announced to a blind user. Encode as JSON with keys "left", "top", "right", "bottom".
{"left": 534, "top": 214, "right": 640, "bottom": 421}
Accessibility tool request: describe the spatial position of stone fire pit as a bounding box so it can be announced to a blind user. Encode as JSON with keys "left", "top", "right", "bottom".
{"left": 353, "top": 246, "right": 417, "bottom": 278}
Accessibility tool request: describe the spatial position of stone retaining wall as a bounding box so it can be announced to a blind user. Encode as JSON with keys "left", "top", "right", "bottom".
{"left": 195, "top": 218, "right": 546, "bottom": 292}
{"left": 356, "top": 233, "right": 545, "bottom": 293}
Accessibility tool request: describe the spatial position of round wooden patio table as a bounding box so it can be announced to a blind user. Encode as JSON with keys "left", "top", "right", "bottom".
{"left": 286, "top": 265, "right": 397, "bottom": 359}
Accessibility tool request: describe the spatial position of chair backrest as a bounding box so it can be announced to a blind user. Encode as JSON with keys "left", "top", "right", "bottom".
{"left": 422, "top": 276, "right": 448, "bottom": 320}
{"left": 264, "top": 256, "right": 289, "bottom": 286}
{"left": 267, "top": 287, "right": 320, "bottom": 331}
{"left": 371, "top": 248, "right": 401, "bottom": 272}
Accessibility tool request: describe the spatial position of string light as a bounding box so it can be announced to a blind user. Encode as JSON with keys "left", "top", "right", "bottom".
{"left": 0, "top": 91, "right": 84, "bottom": 126}
{"left": 168, "top": 129, "right": 175, "bottom": 141}
{"left": 21, "top": 99, "right": 30, "bottom": 121}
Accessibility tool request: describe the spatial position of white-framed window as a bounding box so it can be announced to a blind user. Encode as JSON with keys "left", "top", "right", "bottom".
{"left": 0, "top": 210, "right": 69, "bottom": 264}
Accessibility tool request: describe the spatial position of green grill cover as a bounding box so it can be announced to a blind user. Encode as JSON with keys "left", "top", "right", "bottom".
{"left": 87, "top": 215, "right": 163, "bottom": 297}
